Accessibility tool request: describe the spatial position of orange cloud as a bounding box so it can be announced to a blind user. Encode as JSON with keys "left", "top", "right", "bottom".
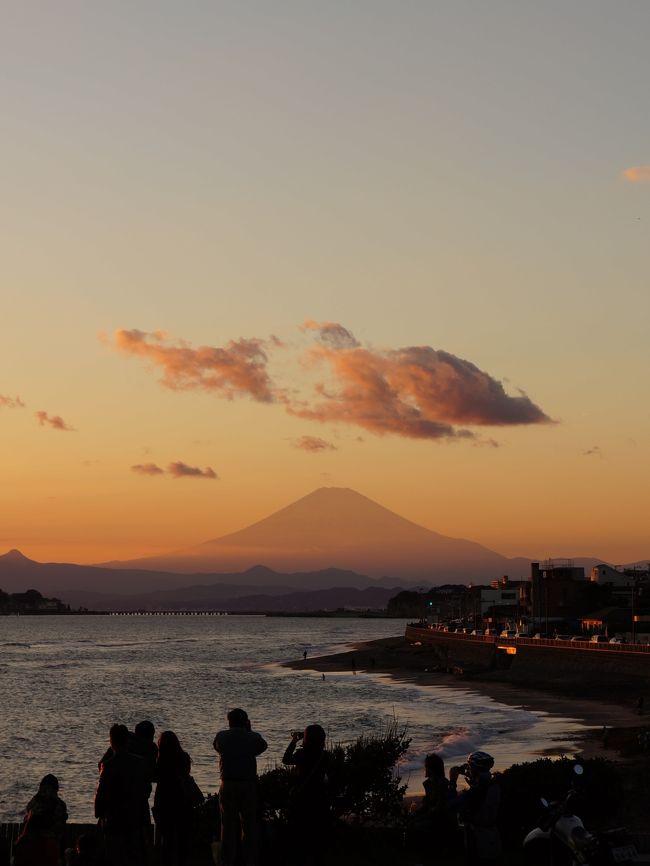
{"left": 293, "top": 435, "right": 337, "bottom": 453}
{"left": 623, "top": 166, "right": 650, "bottom": 183}
{"left": 0, "top": 394, "right": 25, "bottom": 409}
{"left": 113, "top": 329, "right": 275, "bottom": 402}
{"left": 168, "top": 461, "right": 218, "bottom": 479}
{"left": 302, "top": 319, "right": 360, "bottom": 349}
{"left": 289, "top": 324, "right": 551, "bottom": 440}
{"left": 131, "top": 463, "right": 165, "bottom": 476}
{"left": 35, "top": 411, "right": 75, "bottom": 431}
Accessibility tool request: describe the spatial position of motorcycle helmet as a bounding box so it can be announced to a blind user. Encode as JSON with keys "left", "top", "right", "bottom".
{"left": 467, "top": 751, "right": 495, "bottom": 772}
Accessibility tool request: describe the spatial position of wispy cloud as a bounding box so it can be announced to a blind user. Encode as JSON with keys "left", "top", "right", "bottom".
{"left": 0, "top": 394, "right": 25, "bottom": 409}
{"left": 168, "top": 461, "right": 218, "bottom": 479}
{"left": 131, "top": 463, "right": 165, "bottom": 476}
{"left": 35, "top": 411, "right": 75, "bottom": 431}
{"left": 289, "top": 324, "right": 552, "bottom": 441}
{"left": 131, "top": 461, "right": 219, "bottom": 479}
{"left": 113, "top": 329, "right": 276, "bottom": 402}
{"left": 623, "top": 166, "right": 650, "bottom": 184}
{"left": 293, "top": 435, "right": 337, "bottom": 453}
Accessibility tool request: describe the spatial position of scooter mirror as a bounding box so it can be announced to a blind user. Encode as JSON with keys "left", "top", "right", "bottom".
{"left": 574, "top": 764, "right": 584, "bottom": 776}
{"left": 540, "top": 798, "right": 549, "bottom": 808}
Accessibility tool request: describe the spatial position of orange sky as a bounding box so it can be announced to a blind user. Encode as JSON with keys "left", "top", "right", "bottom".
{"left": 1, "top": 3, "right": 649, "bottom": 566}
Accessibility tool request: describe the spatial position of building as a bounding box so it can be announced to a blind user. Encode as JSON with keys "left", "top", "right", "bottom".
{"left": 472, "top": 576, "right": 527, "bottom": 621}
{"left": 529, "top": 560, "right": 595, "bottom": 623}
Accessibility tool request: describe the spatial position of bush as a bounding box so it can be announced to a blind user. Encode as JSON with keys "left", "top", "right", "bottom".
{"left": 258, "top": 722, "right": 411, "bottom": 828}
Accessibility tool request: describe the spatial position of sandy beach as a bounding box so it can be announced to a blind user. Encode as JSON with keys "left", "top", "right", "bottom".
{"left": 286, "top": 636, "right": 645, "bottom": 761}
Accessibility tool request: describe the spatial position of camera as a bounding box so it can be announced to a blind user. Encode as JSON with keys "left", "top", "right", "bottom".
{"left": 451, "top": 763, "right": 469, "bottom": 776}
{"left": 291, "top": 730, "right": 304, "bottom": 739}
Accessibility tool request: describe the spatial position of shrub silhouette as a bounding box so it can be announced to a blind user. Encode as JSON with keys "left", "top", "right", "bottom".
{"left": 259, "top": 722, "right": 411, "bottom": 828}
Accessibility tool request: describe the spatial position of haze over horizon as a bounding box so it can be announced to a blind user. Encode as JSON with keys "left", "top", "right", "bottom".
{"left": 2, "top": 2, "right": 649, "bottom": 565}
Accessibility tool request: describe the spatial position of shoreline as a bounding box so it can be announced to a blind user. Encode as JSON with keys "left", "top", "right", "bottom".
{"left": 285, "top": 636, "right": 644, "bottom": 761}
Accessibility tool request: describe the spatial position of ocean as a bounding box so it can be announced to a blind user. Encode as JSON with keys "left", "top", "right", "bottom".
{"left": 0, "top": 615, "right": 590, "bottom": 822}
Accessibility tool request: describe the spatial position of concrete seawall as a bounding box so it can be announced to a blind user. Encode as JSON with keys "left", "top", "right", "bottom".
{"left": 405, "top": 626, "right": 650, "bottom": 693}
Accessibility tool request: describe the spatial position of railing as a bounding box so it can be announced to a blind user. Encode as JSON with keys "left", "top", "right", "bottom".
{"left": 405, "top": 625, "right": 650, "bottom": 655}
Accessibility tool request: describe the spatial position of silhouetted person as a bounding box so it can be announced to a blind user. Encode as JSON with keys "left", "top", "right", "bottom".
{"left": 282, "top": 725, "right": 330, "bottom": 866}
{"left": 12, "top": 812, "right": 60, "bottom": 866}
{"left": 213, "top": 708, "right": 267, "bottom": 866}
{"left": 410, "top": 754, "right": 454, "bottom": 857}
{"left": 99, "top": 720, "right": 157, "bottom": 782}
{"left": 153, "top": 730, "right": 196, "bottom": 866}
{"left": 24, "top": 773, "right": 68, "bottom": 838}
{"left": 303, "top": 650, "right": 308, "bottom": 661}
{"left": 449, "top": 752, "right": 501, "bottom": 865}
{"left": 95, "top": 723, "right": 149, "bottom": 866}
{"left": 132, "top": 721, "right": 158, "bottom": 782}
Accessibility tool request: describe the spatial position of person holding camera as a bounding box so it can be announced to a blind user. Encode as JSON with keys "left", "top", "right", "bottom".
{"left": 282, "top": 725, "right": 329, "bottom": 866}
{"left": 448, "top": 751, "right": 501, "bottom": 865}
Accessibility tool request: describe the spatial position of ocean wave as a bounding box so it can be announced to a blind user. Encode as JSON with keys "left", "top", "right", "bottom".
{"left": 433, "top": 728, "right": 481, "bottom": 759}
{"left": 0, "top": 642, "right": 32, "bottom": 648}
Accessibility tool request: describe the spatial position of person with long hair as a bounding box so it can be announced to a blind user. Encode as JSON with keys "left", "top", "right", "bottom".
{"left": 409, "top": 753, "right": 455, "bottom": 861}
{"left": 282, "top": 724, "right": 330, "bottom": 866}
{"left": 153, "top": 730, "right": 195, "bottom": 866}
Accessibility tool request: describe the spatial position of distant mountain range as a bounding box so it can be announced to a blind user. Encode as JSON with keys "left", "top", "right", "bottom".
{"left": 0, "top": 487, "right": 619, "bottom": 609}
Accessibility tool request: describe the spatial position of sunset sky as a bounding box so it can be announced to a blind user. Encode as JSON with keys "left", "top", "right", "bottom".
{"left": 1, "top": 1, "right": 649, "bottom": 565}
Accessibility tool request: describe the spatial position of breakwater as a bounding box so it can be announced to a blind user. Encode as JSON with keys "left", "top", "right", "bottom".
{"left": 405, "top": 626, "right": 650, "bottom": 695}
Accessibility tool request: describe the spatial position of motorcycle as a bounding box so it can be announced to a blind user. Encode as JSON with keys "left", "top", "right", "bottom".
{"left": 523, "top": 764, "right": 638, "bottom": 865}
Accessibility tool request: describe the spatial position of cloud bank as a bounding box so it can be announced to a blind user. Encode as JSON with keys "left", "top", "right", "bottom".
{"left": 35, "top": 411, "right": 75, "bottom": 431}
{"left": 114, "top": 329, "right": 275, "bottom": 402}
{"left": 111, "top": 322, "right": 552, "bottom": 445}
{"left": 623, "top": 166, "right": 650, "bottom": 184}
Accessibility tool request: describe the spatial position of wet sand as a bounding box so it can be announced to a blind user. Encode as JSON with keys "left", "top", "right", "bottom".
{"left": 286, "top": 636, "right": 644, "bottom": 760}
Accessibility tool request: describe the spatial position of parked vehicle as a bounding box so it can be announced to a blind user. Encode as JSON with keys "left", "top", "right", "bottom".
{"left": 609, "top": 637, "right": 626, "bottom": 645}
{"left": 523, "top": 764, "right": 637, "bottom": 865}
{"left": 554, "top": 634, "right": 572, "bottom": 641}
{"left": 570, "top": 636, "right": 586, "bottom": 642}
{"left": 533, "top": 632, "right": 550, "bottom": 640}
{"left": 590, "top": 635, "right": 609, "bottom": 644}
{"left": 484, "top": 628, "right": 497, "bottom": 636}
{"left": 500, "top": 630, "right": 517, "bottom": 638}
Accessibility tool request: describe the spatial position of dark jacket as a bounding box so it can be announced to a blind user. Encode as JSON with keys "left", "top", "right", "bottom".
{"left": 213, "top": 728, "right": 267, "bottom": 781}
{"left": 153, "top": 750, "right": 192, "bottom": 825}
{"left": 95, "top": 752, "right": 150, "bottom": 830}
{"left": 282, "top": 741, "right": 329, "bottom": 789}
